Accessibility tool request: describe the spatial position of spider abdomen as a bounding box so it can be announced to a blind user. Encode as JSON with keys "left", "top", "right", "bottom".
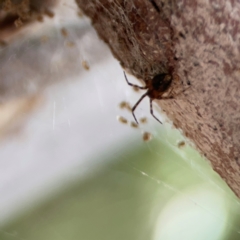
{"left": 151, "top": 73, "right": 172, "bottom": 92}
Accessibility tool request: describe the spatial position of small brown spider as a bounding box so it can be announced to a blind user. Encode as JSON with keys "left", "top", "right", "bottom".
{"left": 177, "top": 140, "right": 186, "bottom": 148}
{"left": 142, "top": 131, "right": 152, "bottom": 142}
{"left": 124, "top": 71, "right": 175, "bottom": 124}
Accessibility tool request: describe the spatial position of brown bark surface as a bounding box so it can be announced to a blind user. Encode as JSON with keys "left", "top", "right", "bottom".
{"left": 76, "top": 0, "right": 240, "bottom": 197}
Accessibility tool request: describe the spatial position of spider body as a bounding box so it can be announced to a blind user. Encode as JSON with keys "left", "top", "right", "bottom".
{"left": 124, "top": 72, "right": 174, "bottom": 124}
{"left": 147, "top": 73, "right": 172, "bottom": 99}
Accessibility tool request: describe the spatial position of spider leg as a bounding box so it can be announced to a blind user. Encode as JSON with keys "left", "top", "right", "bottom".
{"left": 175, "top": 86, "right": 191, "bottom": 97}
{"left": 166, "top": 87, "right": 174, "bottom": 98}
{"left": 162, "top": 86, "right": 191, "bottom": 99}
{"left": 132, "top": 92, "right": 148, "bottom": 124}
{"left": 150, "top": 99, "right": 162, "bottom": 124}
{"left": 124, "top": 71, "right": 147, "bottom": 90}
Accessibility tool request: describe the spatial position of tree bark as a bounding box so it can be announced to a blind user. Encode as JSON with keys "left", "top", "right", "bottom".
{"left": 76, "top": 0, "right": 240, "bottom": 197}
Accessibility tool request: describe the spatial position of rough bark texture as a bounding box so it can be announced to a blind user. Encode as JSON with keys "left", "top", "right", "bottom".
{"left": 76, "top": 0, "right": 240, "bottom": 197}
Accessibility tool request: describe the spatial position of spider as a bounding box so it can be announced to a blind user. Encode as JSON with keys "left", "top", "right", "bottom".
{"left": 124, "top": 71, "right": 175, "bottom": 124}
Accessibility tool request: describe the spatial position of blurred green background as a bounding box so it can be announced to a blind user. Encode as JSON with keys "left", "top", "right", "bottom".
{"left": 1, "top": 125, "right": 240, "bottom": 240}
